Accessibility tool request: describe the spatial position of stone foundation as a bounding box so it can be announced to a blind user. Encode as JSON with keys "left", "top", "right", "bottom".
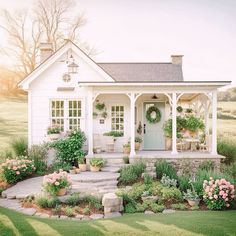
{"left": 130, "top": 157, "right": 222, "bottom": 176}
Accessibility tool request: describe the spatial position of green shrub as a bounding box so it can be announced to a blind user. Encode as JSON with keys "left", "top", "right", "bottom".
{"left": 82, "top": 195, "right": 102, "bottom": 210}
{"left": 221, "top": 162, "right": 236, "bottom": 182}
{"left": 177, "top": 175, "right": 190, "bottom": 192}
{"left": 150, "top": 203, "right": 165, "bottom": 213}
{"left": 161, "top": 187, "right": 183, "bottom": 203}
{"left": 10, "top": 137, "right": 28, "bottom": 156}
{"left": 136, "top": 203, "right": 146, "bottom": 213}
{"left": 64, "top": 207, "right": 74, "bottom": 217}
{"left": 124, "top": 203, "right": 137, "bottom": 213}
{"left": 149, "top": 182, "right": 164, "bottom": 196}
{"left": 199, "top": 160, "right": 214, "bottom": 171}
{"left": 35, "top": 196, "right": 49, "bottom": 208}
{"left": 65, "top": 193, "right": 80, "bottom": 207}
{"left": 155, "top": 160, "right": 177, "bottom": 180}
{"left": 218, "top": 139, "right": 236, "bottom": 164}
{"left": 89, "top": 158, "right": 105, "bottom": 168}
{"left": 119, "top": 162, "right": 146, "bottom": 185}
{"left": 50, "top": 130, "right": 86, "bottom": 166}
{"left": 144, "top": 173, "right": 153, "bottom": 187}
{"left": 28, "top": 145, "right": 48, "bottom": 175}
{"left": 123, "top": 156, "right": 129, "bottom": 164}
{"left": 171, "top": 203, "right": 187, "bottom": 210}
{"left": 47, "top": 198, "right": 60, "bottom": 208}
{"left": 52, "top": 161, "right": 72, "bottom": 172}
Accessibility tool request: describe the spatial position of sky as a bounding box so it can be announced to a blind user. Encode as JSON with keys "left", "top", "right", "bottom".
{"left": 0, "top": 0, "right": 235, "bottom": 88}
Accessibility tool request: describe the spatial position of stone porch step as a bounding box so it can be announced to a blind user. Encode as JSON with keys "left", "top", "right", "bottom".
{"left": 69, "top": 172, "right": 119, "bottom": 183}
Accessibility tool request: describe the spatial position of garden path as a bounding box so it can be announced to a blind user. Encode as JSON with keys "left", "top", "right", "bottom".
{"left": 1, "top": 172, "right": 120, "bottom": 199}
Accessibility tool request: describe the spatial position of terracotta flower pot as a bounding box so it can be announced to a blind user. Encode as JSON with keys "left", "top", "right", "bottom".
{"left": 69, "top": 169, "right": 76, "bottom": 174}
{"left": 75, "top": 168, "right": 80, "bottom": 174}
{"left": 79, "top": 164, "right": 87, "bottom": 172}
{"left": 187, "top": 199, "right": 200, "bottom": 207}
{"left": 123, "top": 147, "right": 131, "bottom": 154}
{"left": 57, "top": 188, "right": 67, "bottom": 196}
{"left": 166, "top": 137, "right": 172, "bottom": 150}
{"left": 135, "top": 142, "right": 140, "bottom": 151}
{"left": 90, "top": 166, "right": 100, "bottom": 172}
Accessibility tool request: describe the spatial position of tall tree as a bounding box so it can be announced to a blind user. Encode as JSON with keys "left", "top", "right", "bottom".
{"left": 0, "top": 0, "right": 88, "bottom": 78}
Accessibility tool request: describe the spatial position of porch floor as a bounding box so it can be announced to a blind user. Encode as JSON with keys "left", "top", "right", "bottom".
{"left": 89, "top": 151, "right": 225, "bottom": 159}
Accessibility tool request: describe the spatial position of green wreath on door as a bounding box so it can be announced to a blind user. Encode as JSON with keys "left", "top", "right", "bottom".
{"left": 146, "top": 106, "right": 161, "bottom": 124}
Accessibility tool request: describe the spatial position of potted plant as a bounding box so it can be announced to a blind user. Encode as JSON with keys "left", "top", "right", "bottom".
{"left": 89, "top": 157, "right": 105, "bottom": 172}
{"left": 185, "top": 116, "right": 205, "bottom": 137}
{"left": 47, "top": 125, "right": 61, "bottom": 140}
{"left": 43, "top": 170, "right": 71, "bottom": 196}
{"left": 123, "top": 143, "right": 130, "bottom": 154}
{"left": 78, "top": 158, "right": 87, "bottom": 172}
{"left": 183, "top": 189, "right": 200, "bottom": 207}
{"left": 95, "top": 102, "right": 105, "bottom": 111}
{"left": 177, "top": 106, "right": 183, "bottom": 113}
{"left": 183, "top": 179, "right": 200, "bottom": 207}
{"left": 135, "top": 136, "right": 142, "bottom": 150}
{"left": 163, "top": 119, "right": 172, "bottom": 150}
{"left": 101, "top": 111, "right": 108, "bottom": 119}
{"left": 69, "top": 166, "right": 77, "bottom": 174}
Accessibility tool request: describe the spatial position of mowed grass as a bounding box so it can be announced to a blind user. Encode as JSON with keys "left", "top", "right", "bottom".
{"left": 0, "top": 97, "right": 236, "bottom": 150}
{"left": 0, "top": 96, "right": 27, "bottom": 150}
{"left": 0, "top": 207, "right": 236, "bottom": 236}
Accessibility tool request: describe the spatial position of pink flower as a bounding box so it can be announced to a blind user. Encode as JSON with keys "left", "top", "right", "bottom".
{"left": 226, "top": 203, "right": 230, "bottom": 208}
{"left": 219, "top": 191, "right": 224, "bottom": 196}
{"left": 214, "top": 195, "right": 218, "bottom": 199}
{"left": 54, "top": 181, "right": 60, "bottom": 186}
{"left": 16, "top": 171, "right": 20, "bottom": 175}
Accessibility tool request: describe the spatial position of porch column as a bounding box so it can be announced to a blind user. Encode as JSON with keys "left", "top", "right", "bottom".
{"left": 88, "top": 90, "right": 94, "bottom": 156}
{"left": 204, "top": 100, "right": 209, "bottom": 135}
{"left": 171, "top": 92, "right": 178, "bottom": 154}
{"left": 211, "top": 91, "right": 217, "bottom": 155}
{"left": 130, "top": 93, "right": 136, "bottom": 157}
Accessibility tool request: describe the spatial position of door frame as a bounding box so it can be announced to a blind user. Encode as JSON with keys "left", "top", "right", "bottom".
{"left": 141, "top": 100, "right": 166, "bottom": 150}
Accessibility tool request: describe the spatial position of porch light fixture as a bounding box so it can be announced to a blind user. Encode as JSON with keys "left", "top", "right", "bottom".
{"left": 67, "top": 55, "right": 79, "bottom": 74}
{"left": 151, "top": 94, "right": 158, "bottom": 99}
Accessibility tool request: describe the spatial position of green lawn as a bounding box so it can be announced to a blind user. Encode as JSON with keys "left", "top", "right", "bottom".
{"left": 0, "top": 207, "right": 236, "bottom": 236}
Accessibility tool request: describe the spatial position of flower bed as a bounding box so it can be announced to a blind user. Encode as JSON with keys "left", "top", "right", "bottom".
{"left": 0, "top": 157, "right": 35, "bottom": 184}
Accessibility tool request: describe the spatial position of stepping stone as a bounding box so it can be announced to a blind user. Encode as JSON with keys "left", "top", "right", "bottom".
{"left": 163, "top": 209, "right": 175, "bottom": 214}
{"left": 21, "top": 208, "right": 37, "bottom": 216}
{"left": 60, "top": 215, "right": 68, "bottom": 219}
{"left": 104, "top": 212, "right": 122, "bottom": 218}
{"left": 90, "top": 214, "right": 104, "bottom": 220}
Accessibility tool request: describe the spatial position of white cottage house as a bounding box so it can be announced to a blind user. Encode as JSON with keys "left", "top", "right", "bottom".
{"left": 19, "top": 40, "right": 230, "bottom": 161}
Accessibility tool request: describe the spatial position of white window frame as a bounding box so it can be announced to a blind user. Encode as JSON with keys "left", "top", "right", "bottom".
{"left": 49, "top": 99, "right": 82, "bottom": 131}
{"left": 111, "top": 105, "right": 124, "bottom": 132}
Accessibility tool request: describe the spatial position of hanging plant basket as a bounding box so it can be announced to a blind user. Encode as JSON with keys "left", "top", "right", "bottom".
{"left": 95, "top": 102, "right": 105, "bottom": 111}
{"left": 146, "top": 106, "right": 161, "bottom": 124}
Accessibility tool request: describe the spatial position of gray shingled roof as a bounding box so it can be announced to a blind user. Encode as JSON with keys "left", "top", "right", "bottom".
{"left": 98, "top": 63, "right": 183, "bottom": 82}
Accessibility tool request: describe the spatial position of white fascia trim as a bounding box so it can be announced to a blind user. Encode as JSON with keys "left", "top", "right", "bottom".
{"left": 79, "top": 81, "right": 231, "bottom": 87}
{"left": 19, "top": 41, "right": 115, "bottom": 90}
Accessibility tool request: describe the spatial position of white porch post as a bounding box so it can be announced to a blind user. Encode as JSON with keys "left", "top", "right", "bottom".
{"left": 130, "top": 92, "right": 136, "bottom": 157}
{"left": 171, "top": 92, "right": 178, "bottom": 154}
{"left": 204, "top": 100, "right": 209, "bottom": 135}
{"left": 88, "top": 90, "right": 94, "bottom": 156}
{"left": 211, "top": 91, "right": 217, "bottom": 155}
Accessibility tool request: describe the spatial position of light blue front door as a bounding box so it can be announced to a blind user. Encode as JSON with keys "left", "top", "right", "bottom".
{"left": 143, "top": 102, "right": 165, "bottom": 150}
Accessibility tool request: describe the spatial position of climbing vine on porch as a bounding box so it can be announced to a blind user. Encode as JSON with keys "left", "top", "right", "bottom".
{"left": 146, "top": 106, "right": 161, "bottom": 124}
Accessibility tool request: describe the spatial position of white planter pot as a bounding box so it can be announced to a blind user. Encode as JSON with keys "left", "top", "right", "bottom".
{"left": 47, "top": 133, "right": 60, "bottom": 141}
{"left": 187, "top": 199, "right": 200, "bottom": 207}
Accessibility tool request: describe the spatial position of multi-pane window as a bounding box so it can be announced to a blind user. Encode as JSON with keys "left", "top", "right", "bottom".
{"left": 111, "top": 105, "right": 124, "bottom": 132}
{"left": 51, "top": 100, "right": 64, "bottom": 131}
{"left": 50, "top": 100, "right": 81, "bottom": 131}
{"left": 69, "top": 100, "right": 81, "bottom": 130}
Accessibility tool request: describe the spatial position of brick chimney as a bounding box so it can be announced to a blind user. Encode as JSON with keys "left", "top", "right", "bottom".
{"left": 40, "top": 43, "right": 53, "bottom": 63}
{"left": 171, "top": 55, "right": 183, "bottom": 65}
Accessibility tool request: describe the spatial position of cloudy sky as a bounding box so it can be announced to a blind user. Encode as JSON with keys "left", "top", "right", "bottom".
{"left": 0, "top": 0, "right": 235, "bottom": 87}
